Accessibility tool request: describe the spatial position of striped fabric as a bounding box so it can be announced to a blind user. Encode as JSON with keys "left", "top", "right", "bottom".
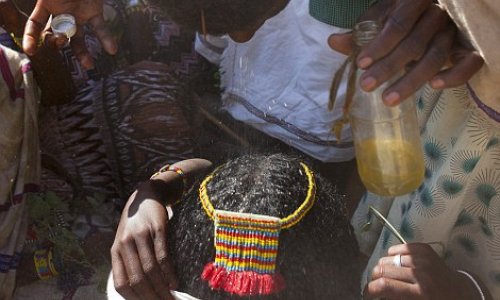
{"left": 309, "top": 0, "right": 376, "bottom": 28}
{"left": 213, "top": 210, "right": 281, "bottom": 274}
{"left": 0, "top": 184, "right": 39, "bottom": 212}
{"left": 0, "top": 45, "right": 40, "bottom": 299}
{"left": 0, "top": 32, "right": 17, "bottom": 51}
{"left": 0, "top": 253, "right": 21, "bottom": 273}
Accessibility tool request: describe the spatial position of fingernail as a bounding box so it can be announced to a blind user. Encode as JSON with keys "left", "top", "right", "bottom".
{"left": 358, "top": 57, "right": 373, "bottom": 69}
{"left": 361, "top": 76, "right": 377, "bottom": 91}
{"left": 384, "top": 92, "right": 400, "bottom": 106}
{"left": 431, "top": 78, "right": 445, "bottom": 89}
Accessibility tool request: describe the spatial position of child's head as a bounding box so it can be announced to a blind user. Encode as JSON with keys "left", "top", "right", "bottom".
{"left": 168, "top": 153, "right": 361, "bottom": 299}
{"left": 158, "top": 0, "right": 289, "bottom": 42}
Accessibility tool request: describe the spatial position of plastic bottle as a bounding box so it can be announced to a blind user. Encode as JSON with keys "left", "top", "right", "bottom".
{"left": 350, "top": 21, "right": 425, "bottom": 197}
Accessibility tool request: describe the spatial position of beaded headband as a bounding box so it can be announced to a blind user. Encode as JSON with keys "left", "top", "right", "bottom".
{"left": 199, "top": 162, "right": 316, "bottom": 296}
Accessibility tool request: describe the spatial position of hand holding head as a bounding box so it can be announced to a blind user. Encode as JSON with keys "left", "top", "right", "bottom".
{"left": 110, "top": 158, "right": 212, "bottom": 300}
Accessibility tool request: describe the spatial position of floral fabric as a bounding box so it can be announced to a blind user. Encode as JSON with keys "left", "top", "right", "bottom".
{"left": 353, "top": 84, "right": 500, "bottom": 297}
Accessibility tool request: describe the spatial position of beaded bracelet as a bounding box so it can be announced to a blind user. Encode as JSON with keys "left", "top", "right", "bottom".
{"left": 457, "top": 270, "right": 486, "bottom": 300}
{"left": 150, "top": 164, "right": 170, "bottom": 179}
{"left": 150, "top": 164, "right": 188, "bottom": 203}
{"left": 169, "top": 166, "right": 187, "bottom": 190}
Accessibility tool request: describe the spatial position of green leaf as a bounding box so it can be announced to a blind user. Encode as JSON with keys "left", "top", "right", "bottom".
{"left": 45, "top": 191, "right": 63, "bottom": 209}
{"left": 34, "top": 225, "right": 50, "bottom": 241}
{"left": 49, "top": 228, "right": 84, "bottom": 257}
{"left": 28, "top": 196, "right": 51, "bottom": 220}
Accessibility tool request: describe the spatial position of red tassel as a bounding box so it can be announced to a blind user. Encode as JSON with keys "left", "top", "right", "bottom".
{"left": 201, "top": 263, "right": 225, "bottom": 289}
{"left": 201, "top": 263, "right": 285, "bottom": 296}
{"left": 201, "top": 263, "right": 215, "bottom": 280}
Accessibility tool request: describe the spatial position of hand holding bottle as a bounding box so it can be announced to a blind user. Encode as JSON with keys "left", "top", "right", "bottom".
{"left": 23, "top": 0, "right": 118, "bottom": 70}
{"left": 328, "top": 0, "right": 484, "bottom": 106}
{"left": 348, "top": 21, "right": 425, "bottom": 197}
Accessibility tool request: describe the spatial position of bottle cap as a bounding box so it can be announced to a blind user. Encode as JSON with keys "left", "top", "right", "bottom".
{"left": 354, "top": 20, "right": 381, "bottom": 47}
{"left": 51, "top": 14, "right": 77, "bottom": 39}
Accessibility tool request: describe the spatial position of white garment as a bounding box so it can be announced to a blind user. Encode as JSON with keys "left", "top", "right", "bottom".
{"left": 440, "top": 0, "right": 500, "bottom": 113}
{"left": 0, "top": 44, "right": 40, "bottom": 300}
{"left": 106, "top": 272, "right": 200, "bottom": 300}
{"left": 195, "top": 0, "right": 353, "bottom": 162}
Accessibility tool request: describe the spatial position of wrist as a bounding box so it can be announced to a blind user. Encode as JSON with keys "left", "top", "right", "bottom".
{"left": 143, "top": 158, "right": 211, "bottom": 206}
{"left": 455, "top": 270, "right": 487, "bottom": 300}
{"left": 136, "top": 178, "right": 183, "bottom": 206}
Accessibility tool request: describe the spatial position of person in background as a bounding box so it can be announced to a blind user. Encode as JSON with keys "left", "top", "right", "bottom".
{"left": 0, "top": 8, "right": 40, "bottom": 298}
{"left": 5, "top": 0, "right": 212, "bottom": 297}
{"left": 109, "top": 154, "right": 361, "bottom": 299}
{"left": 0, "top": 1, "right": 78, "bottom": 296}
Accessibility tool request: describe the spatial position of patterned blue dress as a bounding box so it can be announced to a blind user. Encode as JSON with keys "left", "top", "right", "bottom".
{"left": 353, "top": 84, "right": 500, "bottom": 296}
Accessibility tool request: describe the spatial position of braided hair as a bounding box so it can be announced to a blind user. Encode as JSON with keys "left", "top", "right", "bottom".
{"left": 168, "top": 154, "right": 361, "bottom": 299}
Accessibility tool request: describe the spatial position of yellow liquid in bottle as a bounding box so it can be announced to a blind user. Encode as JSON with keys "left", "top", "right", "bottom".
{"left": 355, "top": 138, "right": 424, "bottom": 196}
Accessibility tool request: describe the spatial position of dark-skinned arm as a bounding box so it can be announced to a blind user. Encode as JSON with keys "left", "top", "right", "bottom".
{"left": 110, "top": 158, "right": 212, "bottom": 300}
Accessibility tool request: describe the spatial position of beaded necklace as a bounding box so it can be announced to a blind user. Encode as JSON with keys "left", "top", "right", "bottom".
{"left": 199, "top": 162, "right": 316, "bottom": 296}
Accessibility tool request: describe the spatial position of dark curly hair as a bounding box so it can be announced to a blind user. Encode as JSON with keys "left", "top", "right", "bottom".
{"left": 156, "top": 0, "right": 287, "bottom": 35}
{"left": 168, "top": 154, "right": 361, "bottom": 299}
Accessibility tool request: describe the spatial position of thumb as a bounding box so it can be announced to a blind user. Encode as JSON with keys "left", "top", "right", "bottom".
{"left": 328, "top": 32, "right": 354, "bottom": 55}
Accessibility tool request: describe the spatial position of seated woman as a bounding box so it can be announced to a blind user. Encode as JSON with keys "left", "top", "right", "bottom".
{"left": 108, "top": 154, "right": 362, "bottom": 299}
